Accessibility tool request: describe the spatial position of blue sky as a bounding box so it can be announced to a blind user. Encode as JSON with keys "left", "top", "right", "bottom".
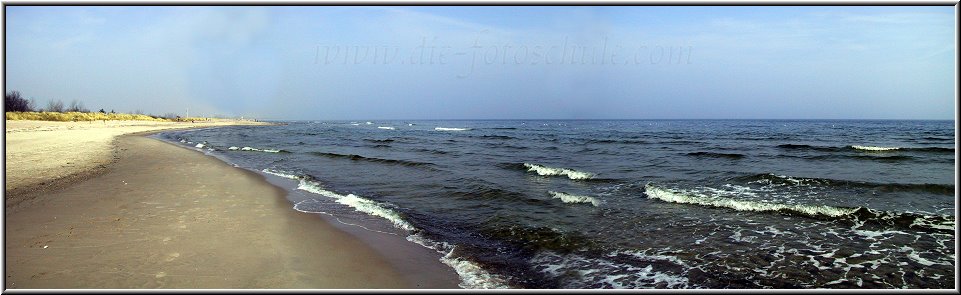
{"left": 4, "top": 6, "right": 955, "bottom": 120}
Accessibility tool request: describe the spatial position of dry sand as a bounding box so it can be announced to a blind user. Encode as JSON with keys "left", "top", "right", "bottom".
{"left": 4, "top": 120, "right": 459, "bottom": 289}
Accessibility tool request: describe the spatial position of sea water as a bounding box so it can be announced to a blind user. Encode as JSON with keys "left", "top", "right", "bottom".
{"left": 158, "top": 120, "right": 955, "bottom": 288}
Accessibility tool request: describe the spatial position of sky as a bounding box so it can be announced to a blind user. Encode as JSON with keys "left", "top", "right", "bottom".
{"left": 4, "top": 6, "right": 956, "bottom": 120}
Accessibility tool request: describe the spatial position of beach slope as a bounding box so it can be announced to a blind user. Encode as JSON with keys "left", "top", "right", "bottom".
{"left": 4, "top": 129, "right": 412, "bottom": 288}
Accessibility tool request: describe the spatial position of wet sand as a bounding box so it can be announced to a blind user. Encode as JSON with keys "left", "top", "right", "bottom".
{"left": 4, "top": 132, "right": 422, "bottom": 288}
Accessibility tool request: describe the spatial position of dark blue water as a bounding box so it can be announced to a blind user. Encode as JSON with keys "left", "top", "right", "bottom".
{"left": 158, "top": 120, "right": 955, "bottom": 289}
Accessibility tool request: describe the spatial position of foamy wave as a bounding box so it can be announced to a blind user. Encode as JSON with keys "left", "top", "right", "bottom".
{"left": 378, "top": 126, "right": 395, "bottom": 130}
{"left": 644, "top": 184, "right": 855, "bottom": 217}
{"left": 336, "top": 194, "right": 414, "bottom": 231}
{"left": 262, "top": 169, "right": 415, "bottom": 231}
{"left": 261, "top": 168, "right": 301, "bottom": 180}
{"left": 523, "top": 163, "right": 595, "bottom": 180}
{"left": 548, "top": 191, "right": 601, "bottom": 206}
{"left": 237, "top": 146, "right": 287, "bottom": 153}
{"left": 228, "top": 146, "right": 239, "bottom": 150}
{"left": 407, "top": 234, "right": 511, "bottom": 289}
{"left": 644, "top": 184, "right": 955, "bottom": 233}
{"left": 435, "top": 127, "right": 471, "bottom": 131}
{"left": 851, "top": 145, "right": 900, "bottom": 151}
{"left": 532, "top": 251, "right": 690, "bottom": 288}
{"left": 195, "top": 143, "right": 205, "bottom": 148}
{"left": 266, "top": 168, "right": 505, "bottom": 288}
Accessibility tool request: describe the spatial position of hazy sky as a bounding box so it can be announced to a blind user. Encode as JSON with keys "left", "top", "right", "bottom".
{"left": 4, "top": 6, "right": 955, "bottom": 120}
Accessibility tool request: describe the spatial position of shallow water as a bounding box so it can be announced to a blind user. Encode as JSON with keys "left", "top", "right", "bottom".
{"left": 159, "top": 120, "right": 955, "bottom": 288}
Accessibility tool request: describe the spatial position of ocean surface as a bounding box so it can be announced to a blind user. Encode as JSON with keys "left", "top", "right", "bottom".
{"left": 157, "top": 120, "right": 956, "bottom": 289}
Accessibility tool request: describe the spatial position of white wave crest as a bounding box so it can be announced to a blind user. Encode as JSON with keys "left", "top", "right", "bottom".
{"left": 237, "top": 146, "right": 284, "bottom": 153}
{"left": 435, "top": 127, "right": 471, "bottom": 131}
{"left": 407, "top": 234, "right": 511, "bottom": 289}
{"left": 266, "top": 168, "right": 504, "bottom": 289}
{"left": 532, "top": 251, "right": 690, "bottom": 288}
{"left": 644, "top": 184, "right": 857, "bottom": 217}
{"left": 261, "top": 168, "right": 301, "bottom": 180}
{"left": 523, "top": 163, "right": 595, "bottom": 180}
{"left": 195, "top": 143, "right": 205, "bottom": 148}
{"left": 378, "top": 126, "right": 395, "bottom": 130}
{"left": 335, "top": 194, "right": 415, "bottom": 231}
{"left": 262, "top": 169, "right": 416, "bottom": 231}
{"left": 851, "top": 145, "right": 900, "bottom": 151}
{"left": 548, "top": 191, "right": 601, "bottom": 206}
{"left": 228, "top": 146, "right": 239, "bottom": 150}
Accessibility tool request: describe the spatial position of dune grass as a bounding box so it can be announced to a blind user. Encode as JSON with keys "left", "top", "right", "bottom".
{"left": 5, "top": 111, "right": 208, "bottom": 122}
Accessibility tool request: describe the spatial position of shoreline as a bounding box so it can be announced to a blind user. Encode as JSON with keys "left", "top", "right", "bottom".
{"left": 3, "top": 122, "right": 460, "bottom": 288}
{"left": 150, "top": 131, "right": 463, "bottom": 288}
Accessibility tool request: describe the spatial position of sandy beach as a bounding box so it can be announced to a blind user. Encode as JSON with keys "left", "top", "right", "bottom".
{"left": 4, "top": 120, "right": 270, "bottom": 210}
{"left": 3, "top": 120, "right": 454, "bottom": 288}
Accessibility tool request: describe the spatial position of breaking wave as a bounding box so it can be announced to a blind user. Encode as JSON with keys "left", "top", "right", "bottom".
{"left": 262, "top": 169, "right": 415, "bottom": 231}
{"left": 521, "top": 163, "right": 595, "bottom": 180}
{"left": 850, "top": 145, "right": 900, "bottom": 152}
{"left": 643, "top": 184, "right": 954, "bottom": 233}
{"left": 735, "top": 173, "right": 954, "bottom": 196}
{"left": 229, "top": 146, "right": 289, "bottom": 153}
{"left": 548, "top": 191, "right": 601, "bottom": 206}
{"left": 436, "top": 127, "right": 471, "bottom": 131}
{"left": 407, "top": 234, "right": 511, "bottom": 289}
{"left": 778, "top": 144, "right": 954, "bottom": 154}
{"left": 265, "top": 168, "right": 507, "bottom": 289}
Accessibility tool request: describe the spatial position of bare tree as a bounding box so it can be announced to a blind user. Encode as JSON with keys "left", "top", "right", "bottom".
{"left": 5, "top": 91, "right": 33, "bottom": 112}
{"left": 46, "top": 100, "right": 65, "bottom": 112}
{"left": 66, "top": 99, "right": 88, "bottom": 112}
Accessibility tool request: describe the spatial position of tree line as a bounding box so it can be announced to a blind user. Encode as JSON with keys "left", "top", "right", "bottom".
{"left": 5, "top": 90, "right": 186, "bottom": 120}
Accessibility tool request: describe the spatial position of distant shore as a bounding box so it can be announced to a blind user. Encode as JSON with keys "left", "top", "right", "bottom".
{"left": 3, "top": 120, "right": 444, "bottom": 288}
